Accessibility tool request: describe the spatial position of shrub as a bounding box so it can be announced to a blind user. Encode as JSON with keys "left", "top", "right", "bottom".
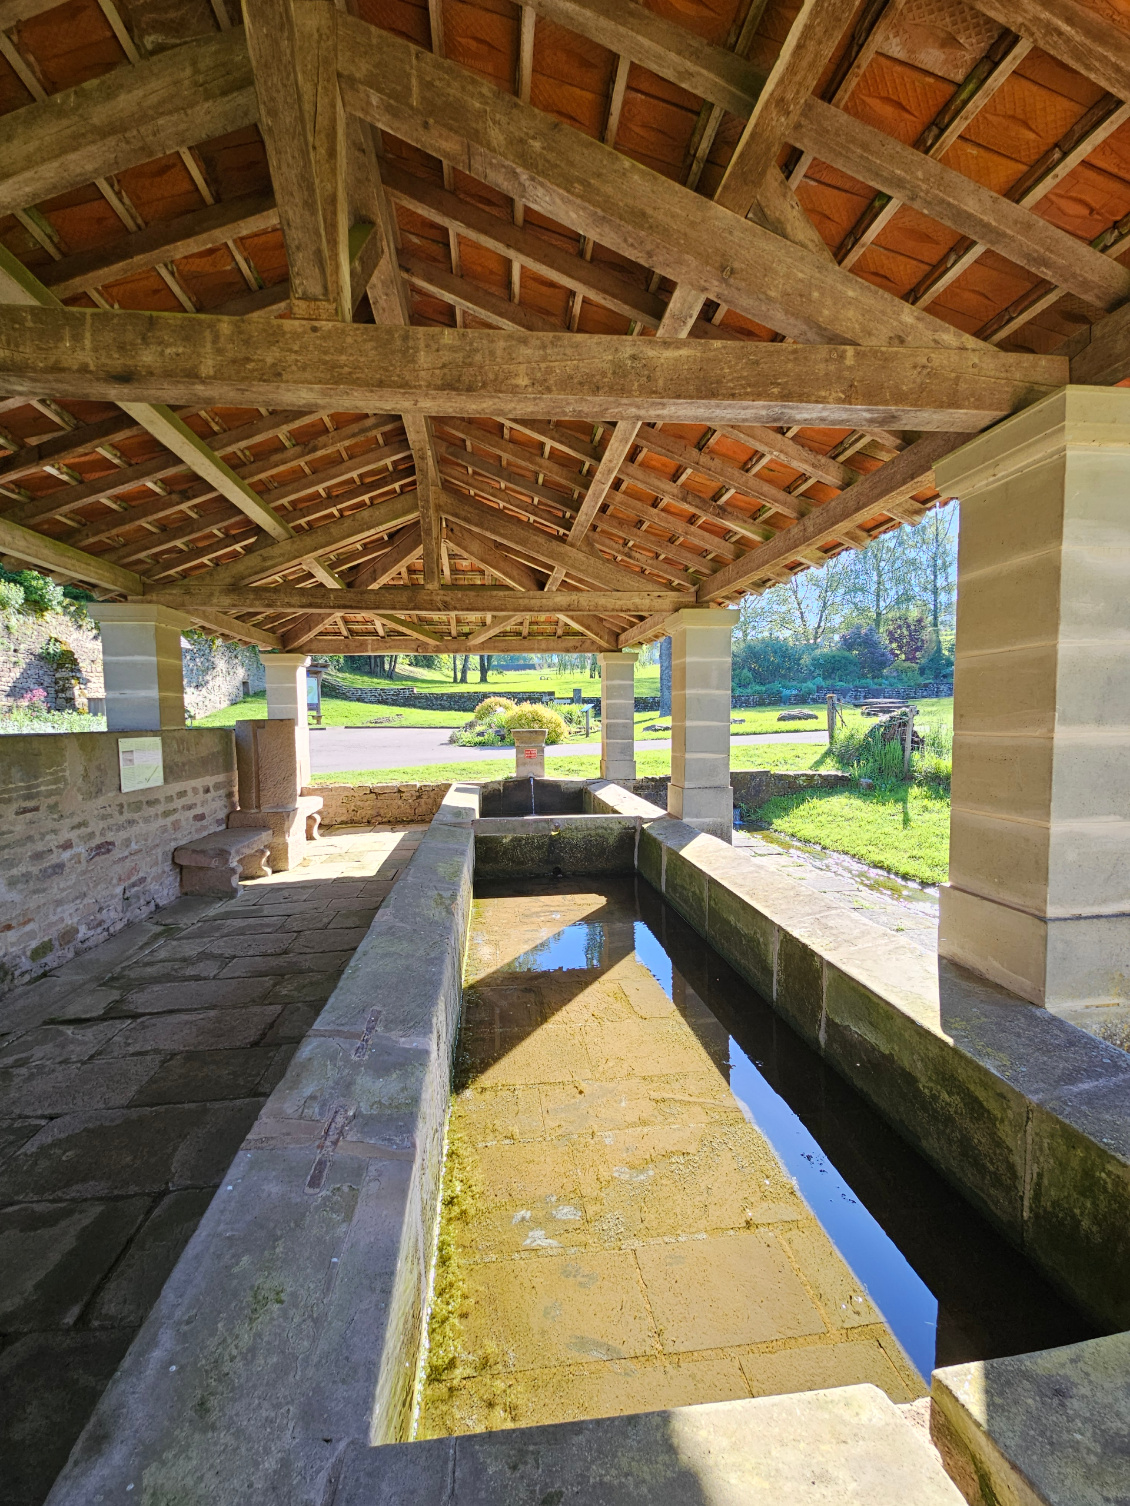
{"left": 733, "top": 637, "right": 811, "bottom": 686}
{"left": 498, "top": 702, "right": 567, "bottom": 744}
{"left": 813, "top": 648, "right": 858, "bottom": 682}
{"left": 13, "top": 569, "right": 66, "bottom": 616}
{"left": 838, "top": 624, "right": 893, "bottom": 678}
{"left": 472, "top": 695, "right": 515, "bottom": 722}
{"left": 0, "top": 579, "right": 26, "bottom": 615}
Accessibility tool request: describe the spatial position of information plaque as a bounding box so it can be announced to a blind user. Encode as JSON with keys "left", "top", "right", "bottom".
{"left": 118, "top": 736, "right": 164, "bottom": 792}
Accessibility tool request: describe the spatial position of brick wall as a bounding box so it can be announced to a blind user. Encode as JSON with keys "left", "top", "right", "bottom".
{"left": 0, "top": 729, "right": 236, "bottom": 991}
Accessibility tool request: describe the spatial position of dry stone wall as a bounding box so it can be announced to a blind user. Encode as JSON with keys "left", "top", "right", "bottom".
{"left": 0, "top": 728, "right": 236, "bottom": 990}
{"left": 0, "top": 609, "right": 103, "bottom": 709}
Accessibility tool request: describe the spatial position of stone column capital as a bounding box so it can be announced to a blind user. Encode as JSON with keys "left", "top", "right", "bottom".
{"left": 667, "top": 607, "right": 740, "bottom": 635}
{"left": 87, "top": 603, "right": 196, "bottom": 634}
{"left": 262, "top": 653, "right": 312, "bottom": 669}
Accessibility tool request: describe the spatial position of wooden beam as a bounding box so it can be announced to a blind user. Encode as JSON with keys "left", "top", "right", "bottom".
{"left": 444, "top": 520, "right": 542, "bottom": 593}
{"left": 714, "top": 0, "right": 858, "bottom": 217}
{"left": 37, "top": 195, "right": 279, "bottom": 300}
{"left": 0, "top": 511, "right": 143, "bottom": 594}
{"left": 190, "top": 611, "right": 282, "bottom": 650}
{"left": 401, "top": 414, "right": 441, "bottom": 587}
{"left": 148, "top": 586, "right": 685, "bottom": 612}
{"left": 190, "top": 493, "right": 419, "bottom": 588}
{"left": 350, "top": 522, "right": 423, "bottom": 590}
{"left": 556, "top": 612, "right": 618, "bottom": 648}
{"left": 304, "top": 634, "right": 605, "bottom": 653}
{"left": 336, "top": 15, "right": 981, "bottom": 350}
{"left": 973, "top": 0, "right": 1130, "bottom": 106}
{"left": 519, "top": 0, "right": 765, "bottom": 117}
{"left": 244, "top": 0, "right": 347, "bottom": 319}
{"left": 438, "top": 487, "right": 670, "bottom": 595}
{"left": 698, "top": 432, "right": 967, "bottom": 600}
{"left": 370, "top": 613, "right": 448, "bottom": 644}
{"left": 1065, "top": 301, "right": 1130, "bottom": 388}
{"left": 385, "top": 168, "right": 688, "bottom": 334}
{"left": 116, "top": 403, "right": 297, "bottom": 542}
{"left": 635, "top": 426, "right": 805, "bottom": 519}
{"left": 463, "top": 614, "right": 526, "bottom": 647}
{"left": 0, "top": 308, "right": 1066, "bottom": 426}
{"left": 792, "top": 98, "right": 1130, "bottom": 312}
{"left": 618, "top": 611, "right": 674, "bottom": 648}
{"left": 0, "top": 28, "right": 255, "bottom": 219}
{"left": 280, "top": 612, "right": 337, "bottom": 650}
{"left": 400, "top": 253, "right": 560, "bottom": 333}
{"left": 710, "top": 423, "right": 853, "bottom": 489}
{"left": 0, "top": 245, "right": 303, "bottom": 550}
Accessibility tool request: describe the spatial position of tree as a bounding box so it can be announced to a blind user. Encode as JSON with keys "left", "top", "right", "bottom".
{"left": 884, "top": 613, "right": 929, "bottom": 664}
{"left": 735, "top": 554, "right": 851, "bottom": 645}
{"left": 362, "top": 654, "right": 399, "bottom": 679}
{"left": 477, "top": 654, "right": 493, "bottom": 682}
{"left": 733, "top": 637, "right": 810, "bottom": 685}
{"left": 838, "top": 624, "right": 893, "bottom": 678}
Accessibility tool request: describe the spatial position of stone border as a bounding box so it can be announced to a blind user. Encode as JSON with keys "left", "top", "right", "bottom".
{"left": 584, "top": 779, "right": 1130, "bottom": 1333}
{"left": 47, "top": 782, "right": 482, "bottom": 1506}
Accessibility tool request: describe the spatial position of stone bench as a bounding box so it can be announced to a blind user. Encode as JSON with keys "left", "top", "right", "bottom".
{"left": 228, "top": 793, "right": 323, "bottom": 871}
{"left": 173, "top": 826, "right": 272, "bottom": 898}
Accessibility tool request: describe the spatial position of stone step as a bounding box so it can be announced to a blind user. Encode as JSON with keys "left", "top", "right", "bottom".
{"left": 931, "top": 1332, "right": 1130, "bottom": 1506}
{"left": 330, "top": 1386, "right": 966, "bottom": 1506}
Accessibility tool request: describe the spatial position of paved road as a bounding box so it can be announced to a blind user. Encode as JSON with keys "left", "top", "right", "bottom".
{"left": 310, "top": 725, "right": 828, "bottom": 775}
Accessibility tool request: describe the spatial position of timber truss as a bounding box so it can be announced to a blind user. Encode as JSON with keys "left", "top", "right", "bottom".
{"left": 0, "top": 0, "right": 1127, "bottom": 654}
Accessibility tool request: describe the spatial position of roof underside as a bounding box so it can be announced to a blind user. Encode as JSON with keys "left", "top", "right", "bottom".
{"left": 0, "top": 0, "right": 1127, "bottom": 655}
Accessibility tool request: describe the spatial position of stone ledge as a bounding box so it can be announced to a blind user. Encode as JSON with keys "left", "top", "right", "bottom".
{"left": 46, "top": 787, "right": 480, "bottom": 1506}
{"left": 931, "top": 1332, "right": 1130, "bottom": 1506}
{"left": 331, "top": 1385, "right": 964, "bottom": 1506}
{"left": 473, "top": 814, "right": 639, "bottom": 876}
{"left": 585, "top": 779, "right": 1130, "bottom": 1333}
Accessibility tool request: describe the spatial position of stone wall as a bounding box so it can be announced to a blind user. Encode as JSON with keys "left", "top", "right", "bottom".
{"left": 628, "top": 769, "right": 852, "bottom": 809}
{"left": 0, "top": 609, "right": 103, "bottom": 710}
{"left": 0, "top": 729, "right": 236, "bottom": 990}
{"left": 307, "top": 780, "right": 452, "bottom": 827}
{"left": 182, "top": 635, "right": 264, "bottom": 718}
{"left": 321, "top": 678, "right": 563, "bottom": 710}
{"left": 0, "top": 615, "right": 264, "bottom": 718}
{"left": 636, "top": 684, "right": 953, "bottom": 711}
{"left": 309, "top": 769, "right": 852, "bottom": 831}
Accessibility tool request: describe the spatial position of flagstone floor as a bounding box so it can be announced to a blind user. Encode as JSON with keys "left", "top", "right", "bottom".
{"left": 0, "top": 823, "right": 424, "bottom": 1506}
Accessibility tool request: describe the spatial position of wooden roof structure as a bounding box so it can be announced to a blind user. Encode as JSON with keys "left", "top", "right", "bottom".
{"left": 0, "top": 0, "right": 1127, "bottom": 656}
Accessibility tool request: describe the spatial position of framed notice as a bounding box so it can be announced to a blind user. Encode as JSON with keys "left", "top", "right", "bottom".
{"left": 119, "top": 736, "right": 164, "bottom": 792}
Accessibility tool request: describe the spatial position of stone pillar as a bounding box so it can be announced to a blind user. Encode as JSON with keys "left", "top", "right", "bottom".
{"left": 668, "top": 607, "right": 738, "bottom": 841}
{"left": 659, "top": 636, "right": 672, "bottom": 717}
{"left": 88, "top": 604, "right": 187, "bottom": 732}
{"left": 263, "top": 653, "right": 311, "bottom": 787}
{"left": 599, "top": 651, "right": 637, "bottom": 782}
{"left": 937, "top": 385, "right": 1130, "bottom": 1013}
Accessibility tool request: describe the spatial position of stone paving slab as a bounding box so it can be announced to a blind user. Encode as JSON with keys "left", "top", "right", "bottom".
{"left": 334, "top": 1386, "right": 964, "bottom": 1506}
{"left": 0, "top": 821, "right": 426, "bottom": 1506}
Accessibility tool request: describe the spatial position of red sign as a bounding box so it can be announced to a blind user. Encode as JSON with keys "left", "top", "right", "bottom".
{"left": 522, "top": 747, "right": 538, "bottom": 759}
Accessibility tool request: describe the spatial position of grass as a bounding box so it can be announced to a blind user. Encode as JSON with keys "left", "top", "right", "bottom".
{"left": 750, "top": 782, "right": 950, "bottom": 886}
{"left": 308, "top": 740, "right": 826, "bottom": 786}
{"left": 327, "top": 664, "right": 660, "bottom": 697}
{"left": 193, "top": 691, "right": 468, "bottom": 729}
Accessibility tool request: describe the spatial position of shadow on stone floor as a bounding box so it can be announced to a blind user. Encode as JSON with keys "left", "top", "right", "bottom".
{"left": 0, "top": 824, "right": 424, "bottom": 1506}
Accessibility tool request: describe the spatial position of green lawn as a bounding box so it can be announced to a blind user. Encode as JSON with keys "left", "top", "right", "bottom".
{"left": 749, "top": 782, "right": 950, "bottom": 885}
{"left": 328, "top": 664, "right": 658, "bottom": 697}
{"left": 308, "top": 741, "right": 826, "bottom": 787}
{"left": 193, "top": 692, "right": 468, "bottom": 729}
